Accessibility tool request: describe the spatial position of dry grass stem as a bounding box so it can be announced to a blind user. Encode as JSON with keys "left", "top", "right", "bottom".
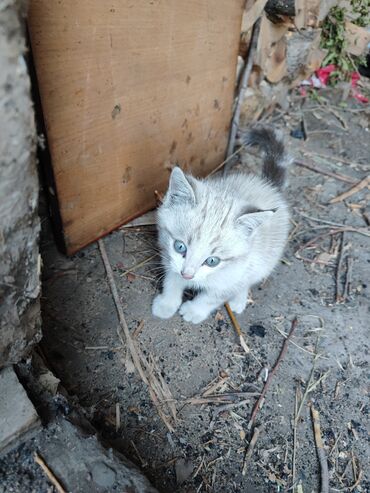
{"left": 225, "top": 302, "right": 250, "bottom": 354}
{"left": 154, "top": 190, "right": 164, "bottom": 204}
{"left": 224, "top": 19, "right": 260, "bottom": 175}
{"left": 34, "top": 453, "right": 66, "bottom": 493}
{"left": 115, "top": 403, "right": 120, "bottom": 432}
{"left": 335, "top": 232, "right": 346, "bottom": 303}
{"left": 343, "top": 256, "right": 353, "bottom": 299}
{"left": 295, "top": 160, "right": 356, "bottom": 184}
{"left": 132, "top": 319, "right": 145, "bottom": 339}
{"left": 329, "top": 176, "right": 370, "bottom": 204}
{"left": 296, "top": 227, "right": 370, "bottom": 263}
{"left": 310, "top": 405, "right": 329, "bottom": 493}
{"left": 242, "top": 426, "right": 261, "bottom": 476}
{"left": 292, "top": 386, "right": 301, "bottom": 492}
{"left": 248, "top": 318, "right": 298, "bottom": 429}
{"left": 98, "top": 238, "right": 177, "bottom": 432}
{"left": 301, "top": 149, "right": 366, "bottom": 170}
{"left": 131, "top": 440, "right": 147, "bottom": 467}
{"left": 208, "top": 145, "right": 246, "bottom": 176}
{"left": 120, "top": 254, "right": 157, "bottom": 277}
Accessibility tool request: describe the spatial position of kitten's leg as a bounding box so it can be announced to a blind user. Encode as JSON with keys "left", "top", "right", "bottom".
{"left": 152, "top": 272, "right": 184, "bottom": 319}
{"left": 228, "top": 289, "right": 250, "bottom": 314}
{"left": 179, "top": 293, "right": 222, "bottom": 324}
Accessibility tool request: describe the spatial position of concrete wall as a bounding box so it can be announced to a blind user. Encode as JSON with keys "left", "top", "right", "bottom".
{"left": 0, "top": 0, "right": 41, "bottom": 367}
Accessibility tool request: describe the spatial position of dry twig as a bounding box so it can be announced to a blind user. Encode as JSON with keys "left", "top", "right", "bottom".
{"left": 115, "top": 403, "right": 120, "bottom": 432}
{"left": 225, "top": 302, "right": 250, "bottom": 353}
{"left": 132, "top": 319, "right": 145, "bottom": 339}
{"left": 343, "top": 256, "right": 353, "bottom": 300}
{"left": 34, "top": 453, "right": 66, "bottom": 493}
{"left": 120, "top": 254, "right": 157, "bottom": 277}
{"left": 185, "top": 392, "right": 259, "bottom": 406}
{"left": 310, "top": 405, "right": 329, "bottom": 493}
{"left": 294, "top": 160, "right": 357, "bottom": 184}
{"left": 98, "top": 239, "right": 176, "bottom": 431}
{"left": 335, "top": 232, "right": 346, "bottom": 303}
{"left": 224, "top": 19, "right": 261, "bottom": 175}
{"left": 301, "top": 149, "right": 366, "bottom": 170}
{"left": 208, "top": 145, "right": 246, "bottom": 176}
{"left": 242, "top": 426, "right": 261, "bottom": 476}
{"left": 329, "top": 176, "right": 370, "bottom": 204}
{"left": 210, "top": 399, "right": 252, "bottom": 429}
{"left": 248, "top": 318, "right": 298, "bottom": 429}
{"left": 292, "top": 386, "right": 300, "bottom": 491}
{"left": 296, "top": 227, "right": 370, "bottom": 263}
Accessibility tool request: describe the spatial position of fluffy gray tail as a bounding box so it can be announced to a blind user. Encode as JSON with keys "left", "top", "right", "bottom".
{"left": 242, "top": 126, "right": 291, "bottom": 189}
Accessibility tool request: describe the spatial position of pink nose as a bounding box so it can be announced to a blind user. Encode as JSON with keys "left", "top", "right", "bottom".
{"left": 181, "top": 271, "right": 194, "bottom": 280}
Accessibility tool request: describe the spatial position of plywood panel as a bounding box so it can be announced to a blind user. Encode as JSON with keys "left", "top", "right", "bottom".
{"left": 28, "top": 1, "right": 244, "bottom": 254}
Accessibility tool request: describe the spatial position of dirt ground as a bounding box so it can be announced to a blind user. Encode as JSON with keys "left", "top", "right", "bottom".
{"left": 7, "top": 88, "right": 370, "bottom": 492}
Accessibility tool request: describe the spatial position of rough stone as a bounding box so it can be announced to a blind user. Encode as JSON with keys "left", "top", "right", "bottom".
{"left": 0, "top": 0, "right": 41, "bottom": 366}
{"left": 35, "top": 418, "right": 159, "bottom": 493}
{"left": 0, "top": 366, "right": 40, "bottom": 454}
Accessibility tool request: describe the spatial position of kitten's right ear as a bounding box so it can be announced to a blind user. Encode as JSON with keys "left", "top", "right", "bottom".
{"left": 165, "top": 167, "right": 196, "bottom": 206}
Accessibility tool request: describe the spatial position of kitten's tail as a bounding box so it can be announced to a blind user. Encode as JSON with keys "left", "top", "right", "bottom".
{"left": 242, "top": 126, "right": 292, "bottom": 189}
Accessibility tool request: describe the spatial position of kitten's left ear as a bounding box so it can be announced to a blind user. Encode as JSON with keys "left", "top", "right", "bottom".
{"left": 165, "top": 166, "right": 196, "bottom": 206}
{"left": 237, "top": 210, "right": 275, "bottom": 235}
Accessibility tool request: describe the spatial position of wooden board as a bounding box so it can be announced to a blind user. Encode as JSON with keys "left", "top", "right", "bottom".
{"left": 28, "top": 1, "right": 244, "bottom": 254}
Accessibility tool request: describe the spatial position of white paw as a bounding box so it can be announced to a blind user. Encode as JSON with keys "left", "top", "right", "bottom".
{"left": 179, "top": 301, "right": 209, "bottom": 324}
{"left": 152, "top": 294, "right": 180, "bottom": 319}
{"left": 228, "top": 299, "right": 247, "bottom": 314}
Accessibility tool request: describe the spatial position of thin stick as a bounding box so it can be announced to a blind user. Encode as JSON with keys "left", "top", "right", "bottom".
{"left": 186, "top": 394, "right": 259, "bottom": 406}
{"left": 34, "top": 453, "right": 66, "bottom": 493}
{"left": 310, "top": 405, "right": 329, "bottom": 493}
{"left": 349, "top": 469, "right": 363, "bottom": 491}
{"left": 329, "top": 176, "right": 370, "bottom": 204}
{"left": 115, "top": 403, "right": 120, "bottom": 432}
{"left": 120, "top": 254, "right": 157, "bottom": 277}
{"left": 248, "top": 318, "right": 298, "bottom": 429}
{"left": 208, "top": 144, "right": 246, "bottom": 176}
{"left": 297, "top": 227, "right": 370, "bottom": 259}
{"left": 296, "top": 362, "right": 322, "bottom": 422}
{"left": 210, "top": 399, "right": 251, "bottom": 429}
{"left": 85, "top": 345, "right": 110, "bottom": 350}
{"left": 154, "top": 190, "right": 164, "bottom": 204}
{"left": 292, "top": 386, "right": 300, "bottom": 492}
{"left": 295, "top": 160, "right": 357, "bottom": 184}
{"left": 131, "top": 440, "right": 146, "bottom": 467}
{"left": 224, "top": 19, "right": 261, "bottom": 175}
{"left": 242, "top": 426, "right": 261, "bottom": 476}
{"left": 132, "top": 319, "right": 145, "bottom": 339}
{"left": 98, "top": 239, "right": 176, "bottom": 432}
{"left": 302, "top": 149, "right": 367, "bottom": 170}
{"left": 335, "top": 232, "right": 346, "bottom": 303}
{"left": 344, "top": 256, "right": 353, "bottom": 300}
{"left": 297, "top": 212, "right": 356, "bottom": 229}
{"left": 225, "top": 302, "right": 250, "bottom": 354}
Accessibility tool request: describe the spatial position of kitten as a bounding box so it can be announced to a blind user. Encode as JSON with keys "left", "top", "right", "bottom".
{"left": 152, "top": 126, "right": 292, "bottom": 324}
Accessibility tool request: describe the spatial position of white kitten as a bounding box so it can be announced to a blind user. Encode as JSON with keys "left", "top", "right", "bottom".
{"left": 152, "top": 127, "right": 292, "bottom": 324}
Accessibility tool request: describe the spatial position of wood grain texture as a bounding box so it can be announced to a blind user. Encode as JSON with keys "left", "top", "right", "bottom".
{"left": 28, "top": 1, "right": 244, "bottom": 254}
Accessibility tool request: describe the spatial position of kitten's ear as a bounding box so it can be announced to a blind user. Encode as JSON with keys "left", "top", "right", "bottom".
{"left": 165, "top": 167, "right": 196, "bottom": 205}
{"left": 237, "top": 210, "right": 275, "bottom": 235}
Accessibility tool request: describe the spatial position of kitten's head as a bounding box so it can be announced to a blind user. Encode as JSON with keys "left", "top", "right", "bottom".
{"left": 157, "top": 167, "right": 274, "bottom": 283}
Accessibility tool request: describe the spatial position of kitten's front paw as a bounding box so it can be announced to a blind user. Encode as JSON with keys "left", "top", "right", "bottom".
{"left": 179, "top": 301, "right": 209, "bottom": 324}
{"left": 152, "top": 294, "right": 180, "bottom": 319}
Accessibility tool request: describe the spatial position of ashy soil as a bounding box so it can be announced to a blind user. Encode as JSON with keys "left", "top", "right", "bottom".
{"left": 37, "top": 89, "right": 369, "bottom": 492}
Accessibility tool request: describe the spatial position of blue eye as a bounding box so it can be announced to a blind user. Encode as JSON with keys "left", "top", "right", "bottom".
{"left": 205, "top": 256, "right": 220, "bottom": 267}
{"left": 174, "top": 240, "right": 187, "bottom": 255}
